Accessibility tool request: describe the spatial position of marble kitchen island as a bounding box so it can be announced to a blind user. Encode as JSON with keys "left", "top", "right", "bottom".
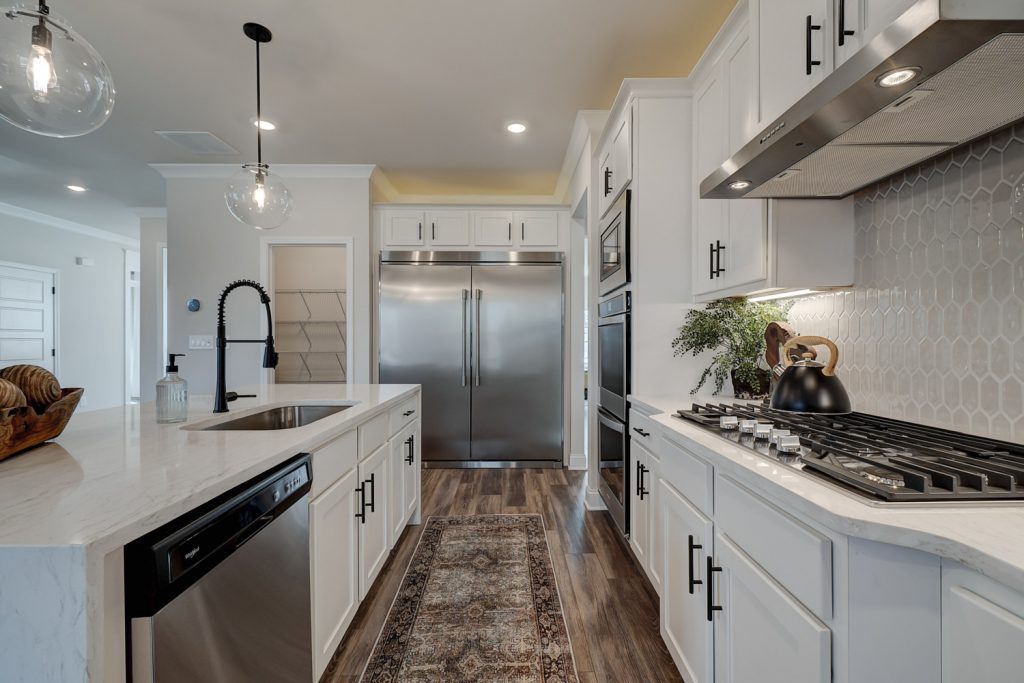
{"left": 0, "top": 383, "right": 420, "bottom": 682}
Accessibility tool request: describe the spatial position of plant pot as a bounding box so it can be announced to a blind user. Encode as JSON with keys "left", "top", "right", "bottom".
{"left": 731, "top": 368, "right": 771, "bottom": 399}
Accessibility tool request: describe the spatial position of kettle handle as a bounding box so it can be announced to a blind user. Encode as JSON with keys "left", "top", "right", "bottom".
{"left": 782, "top": 336, "right": 840, "bottom": 377}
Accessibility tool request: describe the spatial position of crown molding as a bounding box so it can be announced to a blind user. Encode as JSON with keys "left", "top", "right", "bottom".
{"left": 150, "top": 163, "right": 377, "bottom": 179}
{"left": 689, "top": 1, "right": 749, "bottom": 84}
{"left": 553, "top": 110, "right": 609, "bottom": 204}
{"left": 0, "top": 202, "right": 140, "bottom": 247}
{"left": 370, "top": 168, "right": 400, "bottom": 203}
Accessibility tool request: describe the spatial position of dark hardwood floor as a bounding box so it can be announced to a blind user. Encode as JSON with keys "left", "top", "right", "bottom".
{"left": 323, "top": 467, "right": 683, "bottom": 683}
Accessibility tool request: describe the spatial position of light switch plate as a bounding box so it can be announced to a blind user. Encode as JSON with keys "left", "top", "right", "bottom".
{"left": 189, "top": 335, "right": 215, "bottom": 350}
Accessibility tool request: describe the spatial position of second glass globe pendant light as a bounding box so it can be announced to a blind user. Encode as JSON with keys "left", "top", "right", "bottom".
{"left": 224, "top": 22, "right": 292, "bottom": 230}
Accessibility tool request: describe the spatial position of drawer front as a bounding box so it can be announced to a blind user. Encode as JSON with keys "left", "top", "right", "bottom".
{"left": 659, "top": 433, "right": 714, "bottom": 516}
{"left": 359, "top": 411, "right": 392, "bottom": 459}
{"left": 311, "top": 429, "right": 357, "bottom": 498}
{"left": 628, "top": 409, "right": 659, "bottom": 448}
{"left": 715, "top": 473, "right": 832, "bottom": 620}
{"left": 389, "top": 395, "right": 419, "bottom": 434}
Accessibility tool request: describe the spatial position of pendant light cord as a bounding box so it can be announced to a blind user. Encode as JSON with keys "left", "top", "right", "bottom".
{"left": 255, "top": 39, "right": 262, "bottom": 166}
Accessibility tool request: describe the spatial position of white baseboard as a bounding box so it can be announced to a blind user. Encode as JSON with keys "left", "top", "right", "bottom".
{"left": 568, "top": 452, "right": 586, "bottom": 470}
{"left": 584, "top": 489, "right": 607, "bottom": 510}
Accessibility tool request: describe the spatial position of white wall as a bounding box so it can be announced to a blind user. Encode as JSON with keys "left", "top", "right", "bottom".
{"left": 139, "top": 215, "right": 167, "bottom": 402}
{"left": 164, "top": 168, "right": 373, "bottom": 394}
{"left": 0, "top": 212, "right": 135, "bottom": 411}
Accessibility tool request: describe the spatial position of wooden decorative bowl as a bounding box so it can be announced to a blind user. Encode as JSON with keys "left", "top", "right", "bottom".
{"left": 0, "top": 388, "right": 84, "bottom": 463}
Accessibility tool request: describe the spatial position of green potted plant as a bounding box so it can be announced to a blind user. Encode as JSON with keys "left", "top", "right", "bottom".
{"left": 672, "top": 298, "right": 793, "bottom": 398}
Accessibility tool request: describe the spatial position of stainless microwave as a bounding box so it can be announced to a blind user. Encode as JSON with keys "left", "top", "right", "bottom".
{"left": 599, "top": 189, "right": 630, "bottom": 296}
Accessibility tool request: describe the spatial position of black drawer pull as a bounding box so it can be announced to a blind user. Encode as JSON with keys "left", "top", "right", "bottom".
{"left": 604, "top": 167, "right": 613, "bottom": 196}
{"left": 707, "top": 556, "right": 723, "bottom": 621}
{"left": 838, "top": 0, "right": 855, "bottom": 46}
{"left": 403, "top": 409, "right": 415, "bottom": 417}
{"left": 688, "top": 535, "right": 703, "bottom": 594}
{"left": 633, "top": 427, "right": 651, "bottom": 438}
{"left": 805, "top": 15, "right": 822, "bottom": 75}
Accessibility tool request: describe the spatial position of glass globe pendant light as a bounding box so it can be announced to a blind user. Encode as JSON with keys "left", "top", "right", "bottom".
{"left": 224, "top": 23, "right": 292, "bottom": 231}
{"left": 0, "top": 0, "right": 115, "bottom": 137}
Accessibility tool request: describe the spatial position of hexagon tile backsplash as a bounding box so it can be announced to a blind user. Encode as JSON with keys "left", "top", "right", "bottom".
{"left": 788, "top": 123, "right": 1024, "bottom": 442}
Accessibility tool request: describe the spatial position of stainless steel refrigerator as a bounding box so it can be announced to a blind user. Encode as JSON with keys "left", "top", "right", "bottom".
{"left": 379, "top": 252, "right": 564, "bottom": 466}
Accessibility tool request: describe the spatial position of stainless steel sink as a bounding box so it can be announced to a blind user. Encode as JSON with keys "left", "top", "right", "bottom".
{"left": 199, "top": 405, "right": 352, "bottom": 431}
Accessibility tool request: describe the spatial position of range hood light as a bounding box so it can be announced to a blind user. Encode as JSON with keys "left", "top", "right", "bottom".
{"left": 729, "top": 180, "right": 751, "bottom": 190}
{"left": 876, "top": 66, "right": 921, "bottom": 88}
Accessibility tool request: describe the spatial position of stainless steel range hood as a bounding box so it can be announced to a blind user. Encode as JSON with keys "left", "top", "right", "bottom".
{"left": 701, "top": 0, "right": 1024, "bottom": 199}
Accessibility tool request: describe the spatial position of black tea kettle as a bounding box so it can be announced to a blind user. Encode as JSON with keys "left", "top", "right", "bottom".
{"left": 769, "top": 335, "right": 852, "bottom": 414}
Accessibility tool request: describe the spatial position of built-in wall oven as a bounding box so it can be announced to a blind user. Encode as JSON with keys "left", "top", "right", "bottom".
{"left": 597, "top": 291, "right": 630, "bottom": 535}
{"left": 599, "top": 189, "right": 630, "bottom": 297}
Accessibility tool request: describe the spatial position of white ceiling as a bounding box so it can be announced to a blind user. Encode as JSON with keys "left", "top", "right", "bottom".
{"left": 0, "top": 0, "right": 735, "bottom": 232}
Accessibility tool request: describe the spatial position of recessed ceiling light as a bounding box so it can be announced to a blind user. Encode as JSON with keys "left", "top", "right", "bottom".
{"left": 252, "top": 118, "right": 276, "bottom": 131}
{"left": 66, "top": 184, "right": 87, "bottom": 192}
{"left": 506, "top": 122, "right": 527, "bottom": 134}
{"left": 729, "top": 180, "right": 751, "bottom": 190}
{"left": 876, "top": 67, "right": 920, "bottom": 88}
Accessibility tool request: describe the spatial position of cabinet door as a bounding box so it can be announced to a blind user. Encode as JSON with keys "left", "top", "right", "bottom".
{"left": 693, "top": 68, "right": 729, "bottom": 297}
{"left": 662, "top": 481, "right": 714, "bottom": 683}
{"left": 646, "top": 446, "right": 663, "bottom": 596}
{"left": 724, "top": 200, "right": 768, "bottom": 290}
{"left": 358, "top": 442, "right": 390, "bottom": 599}
{"left": 403, "top": 423, "right": 421, "bottom": 524}
{"left": 517, "top": 211, "right": 559, "bottom": 247}
{"left": 756, "top": 0, "right": 832, "bottom": 127}
{"left": 427, "top": 210, "right": 471, "bottom": 246}
{"left": 942, "top": 563, "right": 1024, "bottom": 683}
{"left": 834, "top": 0, "right": 917, "bottom": 68}
{"left": 723, "top": 18, "right": 758, "bottom": 157}
{"left": 629, "top": 440, "right": 650, "bottom": 569}
{"left": 713, "top": 532, "right": 831, "bottom": 683}
{"left": 473, "top": 211, "right": 516, "bottom": 247}
{"left": 382, "top": 210, "right": 425, "bottom": 247}
{"left": 310, "top": 466, "right": 360, "bottom": 679}
{"left": 611, "top": 107, "right": 632, "bottom": 199}
{"left": 388, "top": 426, "right": 409, "bottom": 548}
{"left": 597, "top": 146, "right": 614, "bottom": 219}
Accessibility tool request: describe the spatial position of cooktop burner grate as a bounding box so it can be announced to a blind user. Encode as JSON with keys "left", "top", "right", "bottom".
{"left": 676, "top": 403, "right": 1024, "bottom": 502}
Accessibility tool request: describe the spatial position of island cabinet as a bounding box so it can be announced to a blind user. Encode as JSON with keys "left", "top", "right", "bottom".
{"left": 655, "top": 425, "right": 949, "bottom": 683}
{"left": 308, "top": 395, "right": 422, "bottom": 680}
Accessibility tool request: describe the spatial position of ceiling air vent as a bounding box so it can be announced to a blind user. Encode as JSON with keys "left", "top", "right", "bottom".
{"left": 154, "top": 131, "right": 238, "bottom": 155}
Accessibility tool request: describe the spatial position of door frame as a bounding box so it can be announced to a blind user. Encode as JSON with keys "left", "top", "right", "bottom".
{"left": 0, "top": 259, "right": 60, "bottom": 377}
{"left": 259, "top": 237, "right": 354, "bottom": 385}
{"left": 124, "top": 249, "right": 141, "bottom": 403}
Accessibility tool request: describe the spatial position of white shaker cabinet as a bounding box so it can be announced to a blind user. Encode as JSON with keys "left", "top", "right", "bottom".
{"left": 517, "top": 211, "right": 559, "bottom": 247}
{"left": 403, "top": 426, "right": 421, "bottom": 524}
{"left": 357, "top": 442, "right": 391, "bottom": 599}
{"left": 425, "top": 210, "right": 471, "bottom": 246}
{"left": 662, "top": 480, "right": 715, "bottom": 683}
{"left": 629, "top": 410, "right": 663, "bottom": 595}
{"left": 388, "top": 420, "right": 419, "bottom": 546}
{"left": 381, "top": 210, "right": 426, "bottom": 247}
{"left": 597, "top": 106, "right": 633, "bottom": 219}
{"left": 473, "top": 210, "right": 516, "bottom": 246}
{"left": 941, "top": 562, "right": 1024, "bottom": 683}
{"left": 309, "top": 466, "right": 361, "bottom": 678}
{"left": 712, "top": 532, "right": 831, "bottom": 683}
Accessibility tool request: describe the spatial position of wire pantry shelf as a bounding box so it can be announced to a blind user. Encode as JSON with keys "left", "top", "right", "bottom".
{"left": 274, "top": 289, "right": 346, "bottom": 382}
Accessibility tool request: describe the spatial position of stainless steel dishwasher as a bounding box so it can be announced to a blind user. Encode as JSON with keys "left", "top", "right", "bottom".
{"left": 125, "top": 455, "right": 312, "bottom": 682}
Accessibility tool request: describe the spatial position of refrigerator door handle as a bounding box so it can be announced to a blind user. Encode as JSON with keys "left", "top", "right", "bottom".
{"left": 461, "top": 289, "right": 469, "bottom": 387}
{"left": 473, "top": 288, "right": 482, "bottom": 387}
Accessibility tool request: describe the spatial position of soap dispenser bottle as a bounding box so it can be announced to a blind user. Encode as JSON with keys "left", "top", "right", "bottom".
{"left": 156, "top": 353, "right": 188, "bottom": 424}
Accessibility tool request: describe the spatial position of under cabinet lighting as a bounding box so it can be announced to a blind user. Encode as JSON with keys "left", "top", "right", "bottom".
{"left": 748, "top": 289, "right": 819, "bottom": 302}
{"left": 876, "top": 67, "right": 920, "bottom": 88}
{"left": 729, "top": 180, "right": 751, "bottom": 190}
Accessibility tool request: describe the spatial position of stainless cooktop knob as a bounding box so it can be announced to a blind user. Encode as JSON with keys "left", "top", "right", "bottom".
{"left": 777, "top": 435, "right": 802, "bottom": 454}
{"left": 719, "top": 416, "right": 739, "bottom": 430}
{"left": 754, "top": 423, "right": 772, "bottom": 440}
{"left": 770, "top": 428, "right": 791, "bottom": 445}
{"left": 739, "top": 419, "right": 758, "bottom": 434}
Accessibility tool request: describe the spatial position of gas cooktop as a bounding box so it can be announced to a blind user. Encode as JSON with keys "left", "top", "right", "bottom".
{"left": 676, "top": 403, "right": 1024, "bottom": 503}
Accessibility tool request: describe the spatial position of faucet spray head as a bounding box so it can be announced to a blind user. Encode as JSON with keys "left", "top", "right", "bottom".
{"left": 262, "top": 337, "right": 279, "bottom": 369}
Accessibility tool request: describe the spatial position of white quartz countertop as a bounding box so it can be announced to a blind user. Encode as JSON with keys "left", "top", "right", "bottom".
{"left": 629, "top": 393, "right": 1024, "bottom": 591}
{"left": 0, "top": 384, "right": 418, "bottom": 550}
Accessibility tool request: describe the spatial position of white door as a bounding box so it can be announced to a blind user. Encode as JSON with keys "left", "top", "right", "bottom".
{"left": 693, "top": 69, "right": 729, "bottom": 296}
{"left": 124, "top": 250, "right": 141, "bottom": 402}
{"left": 383, "top": 211, "right": 425, "bottom": 247}
{"left": 358, "top": 442, "right": 391, "bottom": 599}
{"left": 0, "top": 263, "right": 55, "bottom": 374}
{"left": 629, "top": 440, "right": 650, "bottom": 568}
{"left": 403, "top": 423, "right": 420, "bottom": 523}
{"left": 388, "top": 423, "right": 415, "bottom": 546}
{"left": 756, "top": 0, "right": 832, "bottom": 126}
{"left": 610, "top": 108, "right": 632, "bottom": 198}
{"left": 713, "top": 532, "right": 831, "bottom": 683}
{"left": 517, "top": 211, "right": 559, "bottom": 247}
{"left": 473, "top": 211, "right": 516, "bottom": 246}
{"left": 310, "top": 466, "right": 361, "bottom": 679}
{"left": 662, "top": 481, "right": 714, "bottom": 683}
{"left": 427, "top": 211, "right": 470, "bottom": 246}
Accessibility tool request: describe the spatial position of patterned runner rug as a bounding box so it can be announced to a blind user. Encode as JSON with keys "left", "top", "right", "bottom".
{"left": 360, "top": 514, "right": 579, "bottom": 682}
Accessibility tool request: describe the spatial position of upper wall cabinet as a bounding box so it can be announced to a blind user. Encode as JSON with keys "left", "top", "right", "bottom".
{"left": 598, "top": 106, "right": 633, "bottom": 220}
{"left": 378, "top": 207, "right": 565, "bottom": 251}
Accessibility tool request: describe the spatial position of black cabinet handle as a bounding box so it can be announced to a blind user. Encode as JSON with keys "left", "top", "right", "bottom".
{"left": 805, "top": 15, "right": 822, "bottom": 75}
{"left": 521, "top": 223, "right": 525, "bottom": 242}
{"left": 639, "top": 464, "right": 649, "bottom": 500}
{"left": 355, "top": 481, "right": 366, "bottom": 524}
{"left": 508, "top": 223, "right": 512, "bottom": 241}
{"left": 838, "top": 0, "right": 855, "bottom": 46}
{"left": 405, "top": 435, "right": 415, "bottom": 465}
{"left": 367, "top": 473, "right": 376, "bottom": 513}
{"left": 688, "top": 535, "right": 703, "bottom": 594}
{"left": 707, "top": 556, "right": 723, "bottom": 621}
{"left": 709, "top": 242, "right": 716, "bottom": 280}
{"left": 403, "top": 409, "right": 416, "bottom": 417}
{"left": 604, "top": 167, "right": 613, "bottom": 196}
{"left": 418, "top": 222, "right": 422, "bottom": 241}
{"left": 635, "top": 460, "right": 642, "bottom": 496}
{"left": 633, "top": 427, "right": 650, "bottom": 438}
{"left": 431, "top": 222, "right": 436, "bottom": 240}
{"left": 715, "top": 240, "right": 726, "bottom": 277}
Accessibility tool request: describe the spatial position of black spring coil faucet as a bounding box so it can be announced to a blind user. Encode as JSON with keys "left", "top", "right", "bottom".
{"left": 213, "top": 279, "right": 278, "bottom": 413}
